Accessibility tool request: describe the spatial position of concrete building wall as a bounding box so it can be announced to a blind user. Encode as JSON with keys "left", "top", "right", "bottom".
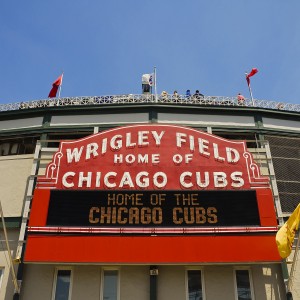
{"left": 50, "top": 113, "right": 149, "bottom": 126}
{"left": 252, "top": 264, "right": 286, "bottom": 300}
{"left": 72, "top": 266, "right": 101, "bottom": 300}
{"left": 157, "top": 266, "right": 186, "bottom": 300}
{"left": 204, "top": 266, "right": 236, "bottom": 300}
{"left": 0, "top": 117, "right": 43, "bottom": 131}
{"left": 291, "top": 260, "right": 300, "bottom": 300}
{"left": 157, "top": 113, "right": 256, "bottom": 127}
{"left": 19, "top": 264, "right": 286, "bottom": 300}
{"left": 0, "top": 230, "right": 19, "bottom": 300}
{"left": 21, "top": 264, "right": 54, "bottom": 300}
{"left": 287, "top": 249, "right": 300, "bottom": 299}
{"left": 262, "top": 117, "right": 300, "bottom": 132}
{"left": 0, "top": 154, "right": 33, "bottom": 217}
{"left": 120, "top": 266, "right": 149, "bottom": 300}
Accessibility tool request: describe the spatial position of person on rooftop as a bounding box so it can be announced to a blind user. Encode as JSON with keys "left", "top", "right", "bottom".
{"left": 277, "top": 103, "right": 284, "bottom": 110}
{"left": 237, "top": 93, "right": 245, "bottom": 106}
{"left": 172, "top": 90, "right": 179, "bottom": 101}
{"left": 193, "top": 90, "right": 204, "bottom": 99}
{"left": 160, "top": 91, "right": 168, "bottom": 100}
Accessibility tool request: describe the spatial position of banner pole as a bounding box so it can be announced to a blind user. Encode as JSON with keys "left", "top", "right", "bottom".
{"left": 154, "top": 66, "right": 157, "bottom": 102}
{"left": 287, "top": 229, "right": 300, "bottom": 294}
{"left": 245, "top": 72, "right": 255, "bottom": 107}
{"left": 0, "top": 201, "right": 20, "bottom": 293}
{"left": 248, "top": 84, "right": 255, "bottom": 107}
{"left": 58, "top": 72, "right": 64, "bottom": 98}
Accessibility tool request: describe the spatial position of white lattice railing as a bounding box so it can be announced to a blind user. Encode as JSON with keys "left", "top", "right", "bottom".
{"left": 1, "top": 94, "right": 299, "bottom": 112}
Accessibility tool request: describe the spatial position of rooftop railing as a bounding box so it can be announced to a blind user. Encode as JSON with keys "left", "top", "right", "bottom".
{"left": 0, "top": 94, "right": 299, "bottom": 113}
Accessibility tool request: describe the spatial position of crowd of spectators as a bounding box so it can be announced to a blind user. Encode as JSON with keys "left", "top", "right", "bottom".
{"left": 161, "top": 90, "right": 205, "bottom": 101}
{"left": 160, "top": 89, "right": 242, "bottom": 104}
{"left": 16, "top": 91, "right": 286, "bottom": 111}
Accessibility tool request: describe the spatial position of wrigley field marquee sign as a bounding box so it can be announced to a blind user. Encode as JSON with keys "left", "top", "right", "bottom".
{"left": 26, "top": 125, "right": 280, "bottom": 263}
{"left": 37, "top": 124, "right": 269, "bottom": 190}
{"left": 29, "top": 124, "right": 272, "bottom": 233}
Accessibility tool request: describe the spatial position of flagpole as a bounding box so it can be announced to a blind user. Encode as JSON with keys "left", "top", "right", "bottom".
{"left": 245, "top": 72, "right": 255, "bottom": 107}
{"left": 58, "top": 72, "right": 64, "bottom": 98}
{"left": 154, "top": 66, "right": 157, "bottom": 103}
{"left": 0, "top": 200, "right": 20, "bottom": 294}
{"left": 287, "top": 229, "right": 300, "bottom": 295}
{"left": 248, "top": 84, "right": 255, "bottom": 107}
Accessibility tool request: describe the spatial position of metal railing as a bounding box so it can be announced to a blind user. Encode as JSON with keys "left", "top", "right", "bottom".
{"left": 1, "top": 94, "right": 299, "bottom": 112}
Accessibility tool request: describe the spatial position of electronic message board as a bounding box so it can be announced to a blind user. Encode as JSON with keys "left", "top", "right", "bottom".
{"left": 47, "top": 190, "right": 260, "bottom": 228}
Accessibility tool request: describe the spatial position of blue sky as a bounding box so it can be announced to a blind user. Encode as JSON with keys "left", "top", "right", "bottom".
{"left": 0, "top": 0, "right": 300, "bottom": 104}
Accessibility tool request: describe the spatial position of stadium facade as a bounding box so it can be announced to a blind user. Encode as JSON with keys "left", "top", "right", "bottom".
{"left": 0, "top": 94, "right": 299, "bottom": 300}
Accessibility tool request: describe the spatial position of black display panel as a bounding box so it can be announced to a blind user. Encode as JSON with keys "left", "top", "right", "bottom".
{"left": 46, "top": 190, "right": 260, "bottom": 227}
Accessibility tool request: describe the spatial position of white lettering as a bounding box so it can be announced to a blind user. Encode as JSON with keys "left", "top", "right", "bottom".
{"left": 96, "top": 172, "right": 101, "bottom": 187}
{"left": 196, "top": 171, "right": 209, "bottom": 188}
{"left": 113, "top": 154, "right": 160, "bottom": 164}
{"left": 126, "top": 133, "right": 136, "bottom": 148}
{"left": 138, "top": 131, "right": 149, "bottom": 146}
{"left": 101, "top": 138, "right": 107, "bottom": 154}
{"left": 86, "top": 143, "right": 98, "bottom": 160}
{"left": 136, "top": 171, "right": 149, "bottom": 188}
{"left": 138, "top": 154, "right": 148, "bottom": 164}
{"left": 120, "top": 172, "right": 134, "bottom": 187}
{"left": 176, "top": 132, "right": 187, "bottom": 147}
{"left": 198, "top": 138, "right": 210, "bottom": 157}
{"left": 173, "top": 154, "right": 183, "bottom": 164}
{"left": 214, "top": 172, "right": 227, "bottom": 187}
{"left": 110, "top": 135, "right": 122, "bottom": 150}
{"left": 152, "top": 154, "right": 160, "bottom": 164}
{"left": 226, "top": 147, "right": 240, "bottom": 164}
{"left": 62, "top": 171, "right": 75, "bottom": 188}
{"left": 231, "top": 171, "right": 244, "bottom": 187}
{"left": 152, "top": 131, "right": 165, "bottom": 145}
{"left": 153, "top": 172, "right": 167, "bottom": 188}
{"left": 185, "top": 154, "right": 193, "bottom": 163}
{"left": 66, "top": 146, "right": 84, "bottom": 163}
{"left": 114, "top": 154, "right": 123, "bottom": 164}
{"left": 180, "top": 171, "right": 193, "bottom": 188}
{"left": 213, "top": 143, "right": 225, "bottom": 162}
{"left": 189, "top": 135, "right": 195, "bottom": 151}
{"left": 104, "top": 172, "right": 117, "bottom": 188}
{"left": 78, "top": 172, "right": 92, "bottom": 187}
{"left": 125, "top": 154, "right": 135, "bottom": 164}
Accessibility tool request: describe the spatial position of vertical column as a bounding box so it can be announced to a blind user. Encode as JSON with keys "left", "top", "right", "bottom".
{"left": 94, "top": 127, "right": 99, "bottom": 134}
{"left": 149, "top": 110, "right": 158, "bottom": 123}
{"left": 150, "top": 266, "right": 158, "bottom": 300}
{"left": 265, "top": 142, "right": 284, "bottom": 225}
{"left": 14, "top": 140, "right": 42, "bottom": 299}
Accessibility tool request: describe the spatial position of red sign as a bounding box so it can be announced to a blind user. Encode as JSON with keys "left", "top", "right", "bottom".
{"left": 37, "top": 125, "right": 269, "bottom": 190}
{"left": 25, "top": 125, "right": 280, "bottom": 264}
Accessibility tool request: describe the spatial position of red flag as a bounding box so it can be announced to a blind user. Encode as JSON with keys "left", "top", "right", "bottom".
{"left": 246, "top": 68, "right": 258, "bottom": 86}
{"left": 48, "top": 74, "right": 63, "bottom": 98}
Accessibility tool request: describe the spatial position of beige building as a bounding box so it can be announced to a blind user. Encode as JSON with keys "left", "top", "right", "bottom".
{"left": 0, "top": 94, "right": 299, "bottom": 300}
